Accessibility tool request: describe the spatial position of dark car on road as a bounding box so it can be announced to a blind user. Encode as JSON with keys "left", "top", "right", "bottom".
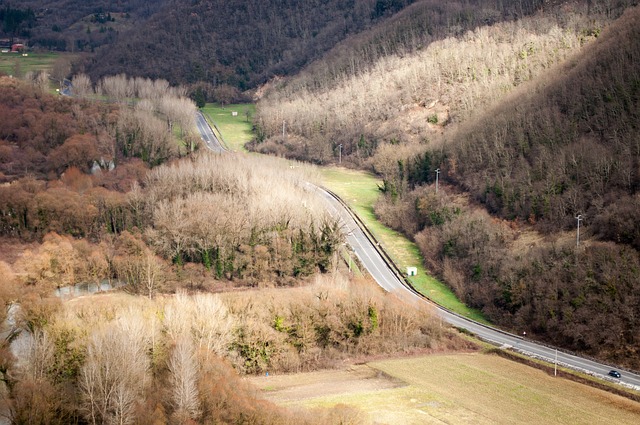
{"left": 608, "top": 370, "right": 621, "bottom": 378}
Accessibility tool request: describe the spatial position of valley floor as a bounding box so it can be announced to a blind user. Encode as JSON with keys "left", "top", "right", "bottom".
{"left": 247, "top": 352, "right": 640, "bottom": 425}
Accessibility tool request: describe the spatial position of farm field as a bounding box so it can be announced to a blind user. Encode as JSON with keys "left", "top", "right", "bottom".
{"left": 248, "top": 353, "right": 640, "bottom": 425}
{"left": 0, "top": 52, "right": 67, "bottom": 78}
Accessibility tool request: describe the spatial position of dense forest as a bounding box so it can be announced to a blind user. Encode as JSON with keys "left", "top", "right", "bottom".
{"left": 255, "top": 2, "right": 640, "bottom": 368}
{"left": 2, "top": 0, "right": 166, "bottom": 50}
{"left": 253, "top": 0, "right": 627, "bottom": 163}
{"left": 0, "top": 75, "right": 344, "bottom": 287}
{"left": 5, "top": 0, "right": 553, "bottom": 93}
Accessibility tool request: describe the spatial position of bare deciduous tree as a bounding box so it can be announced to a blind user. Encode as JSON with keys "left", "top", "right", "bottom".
{"left": 163, "top": 292, "right": 234, "bottom": 359}
{"left": 71, "top": 73, "right": 93, "bottom": 97}
{"left": 79, "top": 316, "right": 150, "bottom": 425}
{"left": 167, "top": 338, "right": 200, "bottom": 422}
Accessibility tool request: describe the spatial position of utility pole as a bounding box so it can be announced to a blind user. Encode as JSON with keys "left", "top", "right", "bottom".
{"left": 576, "top": 214, "right": 583, "bottom": 248}
{"left": 435, "top": 168, "right": 440, "bottom": 193}
{"left": 339, "top": 144, "right": 343, "bottom": 164}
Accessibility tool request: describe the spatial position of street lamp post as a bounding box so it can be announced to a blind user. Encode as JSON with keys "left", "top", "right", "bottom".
{"left": 576, "top": 214, "right": 583, "bottom": 248}
{"left": 435, "top": 168, "right": 440, "bottom": 193}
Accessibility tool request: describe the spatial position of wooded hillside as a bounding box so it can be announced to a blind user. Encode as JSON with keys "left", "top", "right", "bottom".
{"left": 252, "top": 0, "right": 621, "bottom": 163}
{"left": 446, "top": 5, "right": 640, "bottom": 240}
{"left": 254, "top": 2, "right": 640, "bottom": 368}
{"left": 11, "top": 0, "right": 552, "bottom": 90}
{"left": 393, "top": 6, "right": 640, "bottom": 368}
{"left": 6, "top": 0, "right": 167, "bottom": 50}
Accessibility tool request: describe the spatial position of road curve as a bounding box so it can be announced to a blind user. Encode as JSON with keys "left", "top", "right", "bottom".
{"left": 194, "top": 119, "right": 640, "bottom": 391}
{"left": 314, "top": 186, "right": 640, "bottom": 391}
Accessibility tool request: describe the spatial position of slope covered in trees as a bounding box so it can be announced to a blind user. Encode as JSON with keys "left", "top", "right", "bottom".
{"left": 384, "top": 7, "right": 640, "bottom": 367}
{"left": 396, "top": 7, "right": 640, "bottom": 368}
{"left": 254, "top": 2, "right": 640, "bottom": 368}
{"left": 252, "top": 0, "right": 620, "bottom": 163}
{"left": 445, "top": 5, "right": 640, "bottom": 239}
{"left": 14, "top": 0, "right": 551, "bottom": 91}
{"left": 7, "top": 0, "right": 167, "bottom": 51}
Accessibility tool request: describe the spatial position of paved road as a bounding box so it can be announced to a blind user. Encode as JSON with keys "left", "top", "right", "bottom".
{"left": 196, "top": 111, "right": 225, "bottom": 152}
{"left": 195, "top": 121, "right": 640, "bottom": 391}
{"left": 314, "top": 186, "right": 640, "bottom": 391}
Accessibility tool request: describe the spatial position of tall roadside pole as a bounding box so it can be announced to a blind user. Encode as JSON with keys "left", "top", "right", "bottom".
{"left": 576, "top": 214, "right": 583, "bottom": 248}
{"left": 435, "top": 168, "right": 440, "bottom": 193}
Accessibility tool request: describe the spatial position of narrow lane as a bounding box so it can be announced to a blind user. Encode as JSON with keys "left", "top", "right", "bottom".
{"left": 195, "top": 111, "right": 224, "bottom": 152}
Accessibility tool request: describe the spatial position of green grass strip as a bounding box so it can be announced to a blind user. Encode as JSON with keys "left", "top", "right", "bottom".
{"left": 200, "top": 103, "right": 255, "bottom": 152}
{"left": 340, "top": 246, "right": 363, "bottom": 277}
{"left": 320, "top": 166, "right": 487, "bottom": 323}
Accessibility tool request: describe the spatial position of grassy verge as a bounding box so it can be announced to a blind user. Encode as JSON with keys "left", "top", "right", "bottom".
{"left": 339, "top": 246, "right": 363, "bottom": 277}
{"left": 200, "top": 103, "right": 255, "bottom": 152}
{"left": 320, "top": 166, "right": 485, "bottom": 323}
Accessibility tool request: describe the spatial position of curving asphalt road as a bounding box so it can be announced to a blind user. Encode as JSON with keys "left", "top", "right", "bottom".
{"left": 195, "top": 118, "right": 640, "bottom": 391}
{"left": 314, "top": 186, "right": 640, "bottom": 391}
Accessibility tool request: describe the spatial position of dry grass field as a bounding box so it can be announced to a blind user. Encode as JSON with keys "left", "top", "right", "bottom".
{"left": 249, "top": 353, "right": 640, "bottom": 425}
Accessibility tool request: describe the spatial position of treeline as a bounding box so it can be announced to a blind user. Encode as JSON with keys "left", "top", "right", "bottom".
{"left": 251, "top": 1, "right": 613, "bottom": 164}
{"left": 0, "top": 75, "right": 196, "bottom": 183}
{"left": 143, "top": 154, "right": 341, "bottom": 284}
{"left": 0, "top": 271, "right": 468, "bottom": 423}
{"left": 74, "top": 73, "right": 200, "bottom": 164}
